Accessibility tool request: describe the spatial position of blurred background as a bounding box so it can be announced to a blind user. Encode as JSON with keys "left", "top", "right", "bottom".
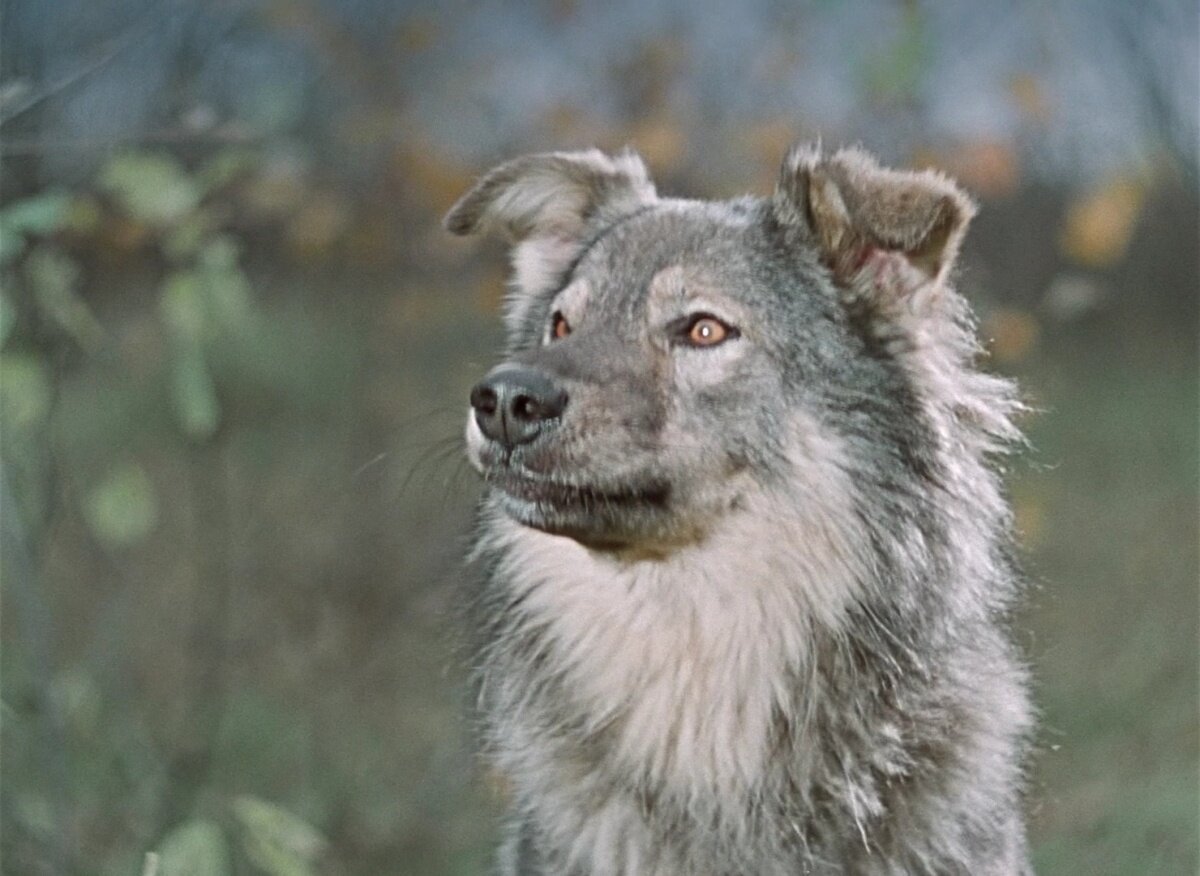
{"left": 1, "top": 1, "right": 1196, "bottom": 873}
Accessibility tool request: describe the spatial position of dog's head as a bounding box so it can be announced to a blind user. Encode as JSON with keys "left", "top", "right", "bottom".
{"left": 446, "top": 146, "right": 982, "bottom": 553}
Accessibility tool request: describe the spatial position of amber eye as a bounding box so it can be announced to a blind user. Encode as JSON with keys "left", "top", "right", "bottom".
{"left": 684, "top": 314, "right": 735, "bottom": 347}
{"left": 551, "top": 311, "right": 571, "bottom": 340}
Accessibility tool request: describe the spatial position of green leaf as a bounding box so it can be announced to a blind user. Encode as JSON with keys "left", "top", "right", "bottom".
{"left": 0, "top": 190, "right": 73, "bottom": 235}
{"left": 233, "top": 796, "right": 326, "bottom": 876}
{"left": 154, "top": 820, "right": 231, "bottom": 876}
{"left": 161, "top": 271, "right": 208, "bottom": 340}
{"left": 25, "top": 246, "right": 104, "bottom": 351}
{"left": 83, "top": 463, "right": 158, "bottom": 548}
{"left": 49, "top": 668, "right": 102, "bottom": 739}
{"left": 198, "top": 235, "right": 239, "bottom": 272}
{"left": 0, "top": 353, "right": 51, "bottom": 427}
{"left": 99, "top": 152, "right": 201, "bottom": 226}
{"left": 198, "top": 237, "right": 254, "bottom": 329}
{"left": 168, "top": 340, "right": 220, "bottom": 440}
{"left": 163, "top": 208, "right": 216, "bottom": 262}
{"left": 198, "top": 147, "right": 258, "bottom": 194}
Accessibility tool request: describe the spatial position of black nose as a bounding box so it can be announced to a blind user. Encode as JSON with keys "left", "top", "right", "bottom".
{"left": 470, "top": 366, "right": 568, "bottom": 448}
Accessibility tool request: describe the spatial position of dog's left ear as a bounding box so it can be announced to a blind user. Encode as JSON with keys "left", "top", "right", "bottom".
{"left": 773, "top": 144, "right": 975, "bottom": 294}
{"left": 444, "top": 150, "right": 656, "bottom": 320}
{"left": 444, "top": 149, "right": 656, "bottom": 242}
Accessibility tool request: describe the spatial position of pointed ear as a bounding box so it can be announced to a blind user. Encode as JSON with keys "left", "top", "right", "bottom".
{"left": 443, "top": 149, "right": 656, "bottom": 242}
{"left": 774, "top": 144, "right": 975, "bottom": 290}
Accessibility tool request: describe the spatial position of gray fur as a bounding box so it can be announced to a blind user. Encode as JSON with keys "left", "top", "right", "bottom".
{"left": 446, "top": 145, "right": 1034, "bottom": 875}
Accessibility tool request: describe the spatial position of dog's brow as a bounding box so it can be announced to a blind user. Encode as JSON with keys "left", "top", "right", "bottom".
{"left": 555, "top": 204, "right": 657, "bottom": 291}
{"left": 648, "top": 265, "right": 686, "bottom": 300}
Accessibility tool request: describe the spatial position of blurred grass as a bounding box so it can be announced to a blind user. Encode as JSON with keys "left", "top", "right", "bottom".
{"left": 1012, "top": 284, "right": 1199, "bottom": 873}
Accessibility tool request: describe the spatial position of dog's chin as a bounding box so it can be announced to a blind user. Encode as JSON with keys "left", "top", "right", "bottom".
{"left": 485, "top": 469, "right": 671, "bottom": 551}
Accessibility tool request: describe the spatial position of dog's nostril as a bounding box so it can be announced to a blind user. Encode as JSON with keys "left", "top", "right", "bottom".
{"left": 512, "top": 394, "right": 539, "bottom": 421}
{"left": 470, "top": 384, "right": 498, "bottom": 415}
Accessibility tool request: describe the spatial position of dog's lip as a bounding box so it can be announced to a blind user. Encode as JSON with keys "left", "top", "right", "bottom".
{"left": 485, "top": 469, "right": 669, "bottom": 509}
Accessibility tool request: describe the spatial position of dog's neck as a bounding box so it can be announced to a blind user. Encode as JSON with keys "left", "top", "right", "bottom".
{"left": 476, "top": 478, "right": 871, "bottom": 803}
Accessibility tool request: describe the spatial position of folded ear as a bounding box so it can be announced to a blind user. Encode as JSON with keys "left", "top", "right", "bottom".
{"left": 445, "top": 150, "right": 656, "bottom": 332}
{"left": 444, "top": 149, "right": 656, "bottom": 242}
{"left": 774, "top": 144, "right": 975, "bottom": 292}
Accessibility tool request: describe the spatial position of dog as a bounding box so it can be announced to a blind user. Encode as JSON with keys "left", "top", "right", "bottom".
{"left": 445, "top": 144, "right": 1034, "bottom": 875}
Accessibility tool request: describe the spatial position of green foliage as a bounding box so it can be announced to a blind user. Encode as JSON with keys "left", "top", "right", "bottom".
{"left": 99, "top": 153, "right": 203, "bottom": 227}
{"left": 0, "top": 143, "right": 375, "bottom": 874}
{"left": 154, "top": 820, "right": 232, "bottom": 876}
{"left": 0, "top": 190, "right": 72, "bottom": 266}
{"left": 161, "top": 270, "right": 221, "bottom": 439}
{"left": 0, "top": 353, "right": 51, "bottom": 427}
{"left": 233, "top": 796, "right": 327, "bottom": 876}
{"left": 167, "top": 339, "right": 221, "bottom": 440}
{"left": 83, "top": 463, "right": 159, "bottom": 548}
{"left": 0, "top": 148, "right": 270, "bottom": 548}
{"left": 26, "top": 245, "right": 104, "bottom": 350}
{"left": 144, "top": 800, "right": 325, "bottom": 876}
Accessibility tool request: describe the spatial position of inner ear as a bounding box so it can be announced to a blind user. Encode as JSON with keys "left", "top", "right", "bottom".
{"left": 775, "top": 145, "right": 975, "bottom": 291}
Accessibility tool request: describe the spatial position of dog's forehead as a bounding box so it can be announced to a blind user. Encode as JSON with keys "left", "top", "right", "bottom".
{"left": 577, "top": 203, "right": 760, "bottom": 306}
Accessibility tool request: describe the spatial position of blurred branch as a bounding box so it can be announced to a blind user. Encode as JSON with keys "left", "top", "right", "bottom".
{"left": 1107, "top": 0, "right": 1196, "bottom": 174}
{"left": 0, "top": 127, "right": 263, "bottom": 157}
{"left": 0, "top": 8, "right": 162, "bottom": 127}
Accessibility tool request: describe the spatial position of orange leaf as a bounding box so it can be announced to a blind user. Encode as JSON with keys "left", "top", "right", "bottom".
{"left": 1060, "top": 177, "right": 1145, "bottom": 267}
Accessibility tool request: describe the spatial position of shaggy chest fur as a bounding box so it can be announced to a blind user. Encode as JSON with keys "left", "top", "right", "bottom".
{"left": 475, "top": 514, "right": 812, "bottom": 873}
{"left": 483, "top": 513, "right": 820, "bottom": 796}
{"left": 471, "top": 506, "right": 1029, "bottom": 876}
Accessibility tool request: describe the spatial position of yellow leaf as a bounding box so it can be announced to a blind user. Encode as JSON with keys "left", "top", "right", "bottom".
{"left": 1060, "top": 177, "right": 1145, "bottom": 267}
{"left": 286, "top": 194, "right": 350, "bottom": 257}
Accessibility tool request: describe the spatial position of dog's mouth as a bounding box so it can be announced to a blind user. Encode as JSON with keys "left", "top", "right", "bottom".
{"left": 482, "top": 466, "right": 671, "bottom": 546}
{"left": 487, "top": 470, "right": 669, "bottom": 512}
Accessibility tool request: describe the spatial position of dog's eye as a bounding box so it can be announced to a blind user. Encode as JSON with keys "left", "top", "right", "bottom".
{"left": 550, "top": 311, "right": 571, "bottom": 341}
{"left": 680, "top": 313, "right": 737, "bottom": 348}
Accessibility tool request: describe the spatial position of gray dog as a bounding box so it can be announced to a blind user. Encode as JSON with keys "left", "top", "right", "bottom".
{"left": 445, "top": 144, "right": 1033, "bottom": 875}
